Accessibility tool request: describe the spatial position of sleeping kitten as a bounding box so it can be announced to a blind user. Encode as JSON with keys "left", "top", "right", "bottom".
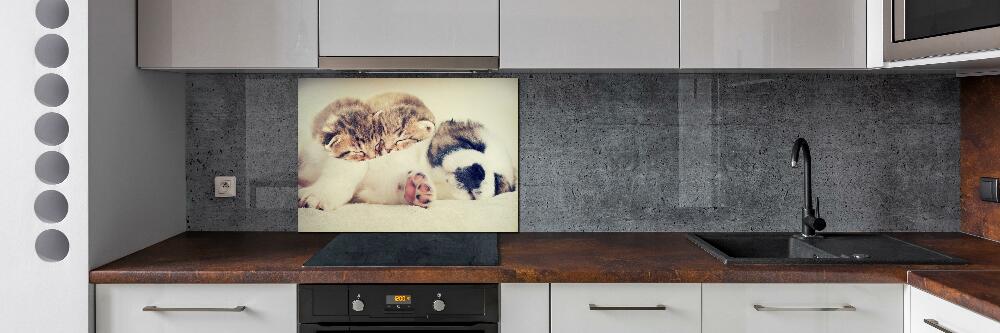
{"left": 427, "top": 120, "right": 517, "bottom": 200}
{"left": 311, "top": 94, "right": 435, "bottom": 161}
{"left": 298, "top": 93, "right": 437, "bottom": 210}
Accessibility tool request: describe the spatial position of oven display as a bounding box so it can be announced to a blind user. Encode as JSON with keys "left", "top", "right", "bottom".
{"left": 386, "top": 295, "right": 412, "bottom": 304}
{"left": 385, "top": 295, "right": 414, "bottom": 311}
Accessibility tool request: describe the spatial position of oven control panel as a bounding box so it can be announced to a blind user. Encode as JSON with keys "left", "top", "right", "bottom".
{"left": 298, "top": 284, "right": 498, "bottom": 324}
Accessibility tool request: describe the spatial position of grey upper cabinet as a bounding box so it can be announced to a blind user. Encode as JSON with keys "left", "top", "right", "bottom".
{"left": 138, "top": 0, "right": 318, "bottom": 69}
{"left": 318, "top": 0, "right": 500, "bottom": 57}
{"left": 680, "top": 0, "right": 869, "bottom": 69}
{"left": 501, "top": 0, "right": 680, "bottom": 69}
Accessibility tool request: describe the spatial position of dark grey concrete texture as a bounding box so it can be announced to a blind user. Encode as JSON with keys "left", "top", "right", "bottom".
{"left": 186, "top": 73, "right": 960, "bottom": 232}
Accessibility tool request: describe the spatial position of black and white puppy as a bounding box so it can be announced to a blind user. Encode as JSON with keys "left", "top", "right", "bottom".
{"left": 426, "top": 120, "right": 517, "bottom": 200}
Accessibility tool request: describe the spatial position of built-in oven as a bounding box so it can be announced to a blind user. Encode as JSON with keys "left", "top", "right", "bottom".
{"left": 298, "top": 284, "right": 498, "bottom": 333}
{"left": 884, "top": 0, "right": 1000, "bottom": 61}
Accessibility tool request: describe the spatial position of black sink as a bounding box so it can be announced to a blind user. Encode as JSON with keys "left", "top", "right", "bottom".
{"left": 687, "top": 233, "right": 966, "bottom": 265}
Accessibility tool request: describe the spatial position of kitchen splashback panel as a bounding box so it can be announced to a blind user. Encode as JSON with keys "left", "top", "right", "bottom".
{"left": 186, "top": 73, "right": 959, "bottom": 232}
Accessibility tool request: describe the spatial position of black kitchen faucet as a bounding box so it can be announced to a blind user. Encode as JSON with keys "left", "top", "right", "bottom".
{"left": 791, "top": 138, "right": 826, "bottom": 238}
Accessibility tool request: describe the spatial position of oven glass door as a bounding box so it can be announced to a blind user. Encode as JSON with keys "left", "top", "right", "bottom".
{"left": 300, "top": 324, "right": 498, "bottom": 333}
{"left": 898, "top": 0, "right": 1000, "bottom": 41}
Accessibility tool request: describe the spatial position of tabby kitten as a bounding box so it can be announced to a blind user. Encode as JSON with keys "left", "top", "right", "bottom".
{"left": 312, "top": 93, "right": 436, "bottom": 161}
{"left": 298, "top": 93, "right": 437, "bottom": 210}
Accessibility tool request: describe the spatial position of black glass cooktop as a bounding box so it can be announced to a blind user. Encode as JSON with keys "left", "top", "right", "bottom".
{"left": 303, "top": 233, "right": 499, "bottom": 267}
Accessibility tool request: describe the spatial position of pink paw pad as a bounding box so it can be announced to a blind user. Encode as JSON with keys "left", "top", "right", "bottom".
{"left": 403, "top": 171, "right": 434, "bottom": 208}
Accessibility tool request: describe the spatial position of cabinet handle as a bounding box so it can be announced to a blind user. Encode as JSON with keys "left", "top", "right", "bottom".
{"left": 142, "top": 306, "right": 247, "bottom": 312}
{"left": 589, "top": 304, "right": 667, "bottom": 311}
{"left": 753, "top": 304, "right": 856, "bottom": 312}
{"left": 923, "top": 319, "right": 955, "bottom": 333}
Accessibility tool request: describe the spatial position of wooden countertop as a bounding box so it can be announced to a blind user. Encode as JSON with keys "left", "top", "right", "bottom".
{"left": 89, "top": 232, "right": 1000, "bottom": 321}
{"left": 908, "top": 270, "right": 1000, "bottom": 322}
{"left": 91, "top": 232, "right": 1000, "bottom": 284}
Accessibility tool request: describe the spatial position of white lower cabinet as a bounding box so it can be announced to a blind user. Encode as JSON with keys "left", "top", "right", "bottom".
{"left": 500, "top": 283, "right": 549, "bottom": 333}
{"left": 96, "top": 284, "right": 297, "bottom": 333}
{"left": 702, "top": 283, "right": 904, "bottom": 333}
{"left": 550, "top": 283, "right": 701, "bottom": 333}
{"left": 910, "top": 286, "right": 1000, "bottom": 333}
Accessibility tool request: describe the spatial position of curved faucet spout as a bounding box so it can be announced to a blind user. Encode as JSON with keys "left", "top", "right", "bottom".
{"left": 791, "top": 138, "right": 810, "bottom": 168}
{"left": 791, "top": 138, "right": 824, "bottom": 237}
{"left": 791, "top": 138, "right": 813, "bottom": 207}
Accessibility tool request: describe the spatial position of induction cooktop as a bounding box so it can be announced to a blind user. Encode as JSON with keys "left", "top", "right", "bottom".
{"left": 303, "top": 233, "right": 500, "bottom": 267}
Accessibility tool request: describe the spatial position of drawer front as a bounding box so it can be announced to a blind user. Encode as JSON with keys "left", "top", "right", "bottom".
{"left": 910, "top": 287, "right": 1000, "bottom": 333}
{"left": 319, "top": 0, "right": 499, "bottom": 57}
{"left": 551, "top": 283, "right": 701, "bottom": 333}
{"left": 96, "top": 284, "right": 296, "bottom": 333}
{"left": 138, "top": 0, "right": 319, "bottom": 68}
{"left": 703, "top": 283, "right": 903, "bottom": 333}
{"left": 499, "top": 283, "right": 548, "bottom": 333}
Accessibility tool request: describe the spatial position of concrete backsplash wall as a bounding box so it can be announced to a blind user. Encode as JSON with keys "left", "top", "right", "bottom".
{"left": 186, "top": 73, "right": 960, "bottom": 232}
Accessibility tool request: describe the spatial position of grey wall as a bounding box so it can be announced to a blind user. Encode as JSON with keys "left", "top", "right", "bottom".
{"left": 186, "top": 73, "right": 960, "bottom": 232}
{"left": 89, "top": 0, "right": 186, "bottom": 269}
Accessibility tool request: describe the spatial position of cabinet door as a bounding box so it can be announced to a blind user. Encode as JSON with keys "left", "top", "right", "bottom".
{"left": 551, "top": 283, "right": 701, "bottom": 333}
{"left": 680, "top": 0, "right": 867, "bottom": 68}
{"left": 96, "top": 284, "right": 297, "bottom": 333}
{"left": 702, "top": 283, "right": 903, "bottom": 333}
{"left": 500, "top": 284, "right": 548, "bottom": 333}
{"left": 319, "top": 0, "right": 499, "bottom": 57}
{"left": 501, "top": 0, "right": 679, "bottom": 69}
{"left": 137, "top": 0, "right": 318, "bottom": 68}
{"left": 910, "top": 287, "right": 1000, "bottom": 333}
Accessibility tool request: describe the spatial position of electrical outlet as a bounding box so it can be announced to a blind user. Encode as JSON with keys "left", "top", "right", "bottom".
{"left": 980, "top": 177, "right": 999, "bottom": 203}
{"left": 215, "top": 176, "right": 236, "bottom": 198}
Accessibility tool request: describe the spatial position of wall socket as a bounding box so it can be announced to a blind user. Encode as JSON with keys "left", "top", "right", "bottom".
{"left": 980, "top": 177, "right": 999, "bottom": 203}
{"left": 214, "top": 176, "right": 236, "bottom": 198}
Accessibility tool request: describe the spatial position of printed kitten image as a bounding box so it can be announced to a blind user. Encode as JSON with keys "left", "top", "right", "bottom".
{"left": 312, "top": 93, "right": 436, "bottom": 161}
{"left": 298, "top": 93, "right": 438, "bottom": 210}
{"left": 297, "top": 78, "right": 519, "bottom": 233}
{"left": 427, "top": 120, "right": 517, "bottom": 200}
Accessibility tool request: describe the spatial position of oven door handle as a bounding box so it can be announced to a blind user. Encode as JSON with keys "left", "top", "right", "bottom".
{"left": 299, "top": 323, "right": 498, "bottom": 332}
{"left": 347, "top": 323, "right": 497, "bottom": 331}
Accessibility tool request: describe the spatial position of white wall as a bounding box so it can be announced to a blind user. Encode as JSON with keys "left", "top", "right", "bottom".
{"left": 0, "top": 0, "right": 90, "bottom": 331}
{"left": 0, "top": 0, "right": 185, "bottom": 331}
{"left": 88, "top": 0, "right": 187, "bottom": 270}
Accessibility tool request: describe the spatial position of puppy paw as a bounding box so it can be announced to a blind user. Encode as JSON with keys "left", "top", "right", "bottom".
{"left": 402, "top": 171, "right": 434, "bottom": 208}
{"left": 298, "top": 189, "right": 327, "bottom": 210}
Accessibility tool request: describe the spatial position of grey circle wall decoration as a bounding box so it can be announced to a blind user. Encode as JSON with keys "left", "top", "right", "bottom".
{"left": 35, "top": 112, "right": 69, "bottom": 145}
{"left": 34, "top": 190, "right": 68, "bottom": 223}
{"left": 34, "top": 73, "right": 69, "bottom": 107}
{"left": 35, "top": 229, "right": 70, "bottom": 262}
{"left": 35, "top": 34, "right": 69, "bottom": 68}
{"left": 35, "top": 151, "right": 69, "bottom": 184}
{"left": 36, "top": 0, "right": 70, "bottom": 29}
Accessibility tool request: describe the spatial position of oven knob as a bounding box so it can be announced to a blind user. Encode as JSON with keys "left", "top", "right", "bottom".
{"left": 432, "top": 299, "right": 446, "bottom": 312}
{"left": 351, "top": 299, "right": 365, "bottom": 312}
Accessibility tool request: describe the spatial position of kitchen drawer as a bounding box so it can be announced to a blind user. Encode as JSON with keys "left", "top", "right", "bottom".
{"left": 910, "top": 287, "right": 1000, "bottom": 333}
{"left": 96, "top": 284, "right": 296, "bottom": 333}
{"left": 702, "top": 283, "right": 903, "bottom": 333}
{"left": 138, "top": 0, "right": 318, "bottom": 68}
{"left": 550, "top": 283, "right": 701, "bottom": 333}
{"left": 500, "top": 0, "right": 679, "bottom": 69}
{"left": 500, "top": 283, "right": 548, "bottom": 333}
{"left": 680, "top": 0, "right": 868, "bottom": 68}
{"left": 319, "top": 0, "right": 499, "bottom": 57}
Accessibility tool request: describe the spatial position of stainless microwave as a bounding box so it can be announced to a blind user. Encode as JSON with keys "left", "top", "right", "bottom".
{"left": 884, "top": 0, "right": 1000, "bottom": 62}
